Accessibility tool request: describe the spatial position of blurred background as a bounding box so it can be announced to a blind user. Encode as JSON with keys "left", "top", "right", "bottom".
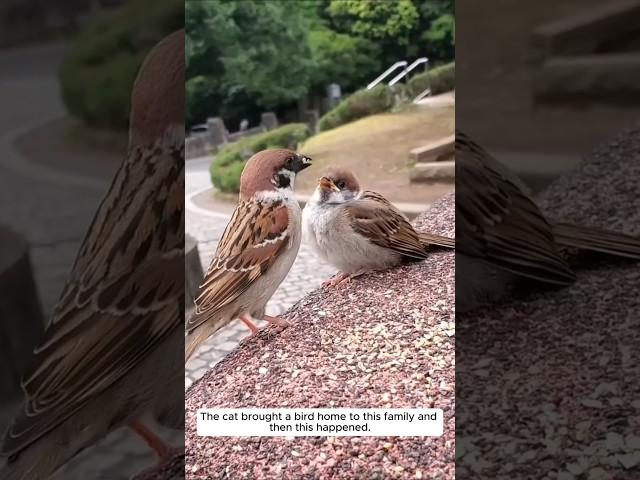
{"left": 0, "top": 0, "right": 181, "bottom": 478}
{"left": 457, "top": 0, "right": 640, "bottom": 192}
{"left": 186, "top": 0, "right": 454, "bottom": 201}
{"left": 183, "top": 0, "right": 456, "bottom": 388}
{"left": 456, "top": 0, "right": 640, "bottom": 478}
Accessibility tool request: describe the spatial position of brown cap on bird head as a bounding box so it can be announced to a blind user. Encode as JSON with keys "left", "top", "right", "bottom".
{"left": 319, "top": 167, "right": 361, "bottom": 192}
{"left": 240, "top": 149, "right": 313, "bottom": 200}
{"left": 129, "top": 30, "right": 184, "bottom": 147}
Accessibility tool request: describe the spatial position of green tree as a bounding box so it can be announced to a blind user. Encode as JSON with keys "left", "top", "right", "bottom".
{"left": 415, "top": 0, "right": 455, "bottom": 62}
{"left": 186, "top": 0, "right": 313, "bottom": 128}
{"left": 308, "top": 27, "right": 381, "bottom": 94}
{"left": 185, "top": 0, "right": 454, "bottom": 129}
{"left": 328, "top": 0, "right": 420, "bottom": 44}
{"left": 324, "top": 0, "right": 454, "bottom": 68}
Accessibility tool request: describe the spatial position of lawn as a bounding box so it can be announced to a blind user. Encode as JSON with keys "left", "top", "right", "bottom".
{"left": 297, "top": 104, "right": 454, "bottom": 204}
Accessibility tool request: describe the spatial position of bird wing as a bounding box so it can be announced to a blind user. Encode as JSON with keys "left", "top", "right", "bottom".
{"left": 1, "top": 132, "right": 185, "bottom": 457}
{"left": 344, "top": 191, "right": 428, "bottom": 260}
{"left": 456, "top": 130, "right": 576, "bottom": 284}
{"left": 187, "top": 198, "right": 290, "bottom": 332}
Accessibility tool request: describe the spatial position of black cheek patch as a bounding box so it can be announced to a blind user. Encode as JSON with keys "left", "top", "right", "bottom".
{"left": 277, "top": 173, "right": 291, "bottom": 189}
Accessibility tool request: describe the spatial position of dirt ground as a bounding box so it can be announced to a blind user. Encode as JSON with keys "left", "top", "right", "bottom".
{"left": 298, "top": 106, "right": 454, "bottom": 204}
{"left": 457, "top": 0, "right": 639, "bottom": 155}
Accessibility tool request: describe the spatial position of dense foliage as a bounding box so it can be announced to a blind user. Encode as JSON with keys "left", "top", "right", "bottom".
{"left": 210, "top": 123, "right": 310, "bottom": 192}
{"left": 187, "top": 0, "right": 313, "bottom": 129}
{"left": 187, "top": 0, "right": 454, "bottom": 129}
{"left": 60, "top": 0, "right": 453, "bottom": 131}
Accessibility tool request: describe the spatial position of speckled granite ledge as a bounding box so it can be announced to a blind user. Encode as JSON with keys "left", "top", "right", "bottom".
{"left": 457, "top": 126, "right": 640, "bottom": 479}
{"left": 185, "top": 193, "right": 455, "bottom": 480}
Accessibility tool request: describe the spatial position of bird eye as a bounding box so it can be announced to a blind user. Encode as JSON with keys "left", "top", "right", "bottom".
{"left": 336, "top": 180, "right": 345, "bottom": 189}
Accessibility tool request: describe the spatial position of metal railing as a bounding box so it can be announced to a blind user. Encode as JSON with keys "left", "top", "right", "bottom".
{"left": 367, "top": 58, "right": 432, "bottom": 102}
{"left": 412, "top": 87, "right": 432, "bottom": 104}
{"left": 367, "top": 61, "right": 408, "bottom": 90}
{"left": 388, "top": 57, "right": 429, "bottom": 86}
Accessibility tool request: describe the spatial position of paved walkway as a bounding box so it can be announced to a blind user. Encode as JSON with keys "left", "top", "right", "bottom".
{"left": 184, "top": 161, "right": 336, "bottom": 388}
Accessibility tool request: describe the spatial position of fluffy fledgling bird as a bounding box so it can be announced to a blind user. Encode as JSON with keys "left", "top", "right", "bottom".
{"left": 0, "top": 31, "right": 185, "bottom": 480}
{"left": 456, "top": 129, "right": 640, "bottom": 310}
{"left": 185, "top": 149, "right": 312, "bottom": 361}
{"left": 302, "top": 168, "right": 454, "bottom": 286}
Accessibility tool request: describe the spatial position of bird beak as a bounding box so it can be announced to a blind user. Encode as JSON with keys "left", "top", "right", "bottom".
{"left": 291, "top": 154, "right": 313, "bottom": 173}
{"left": 318, "top": 176, "right": 340, "bottom": 192}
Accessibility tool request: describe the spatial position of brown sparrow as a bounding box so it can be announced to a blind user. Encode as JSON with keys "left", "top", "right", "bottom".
{"left": 1, "top": 31, "right": 185, "bottom": 480}
{"left": 302, "top": 168, "right": 454, "bottom": 286}
{"left": 185, "top": 149, "right": 312, "bottom": 361}
{"left": 456, "top": 129, "right": 640, "bottom": 309}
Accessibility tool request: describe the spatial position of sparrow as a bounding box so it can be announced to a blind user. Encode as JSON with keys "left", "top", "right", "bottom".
{"left": 185, "top": 149, "right": 312, "bottom": 361}
{"left": 302, "top": 168, "right": 455, "bottom": 286}
{"left": 1, "top": 30, "right": 185, "bottom": 480}
{"left": 456, "top": 129, "right": 640, "bottom": 310}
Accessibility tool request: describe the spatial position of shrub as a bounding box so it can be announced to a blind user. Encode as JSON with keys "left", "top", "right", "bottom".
{"left": 405, "top": 62, "right": 455, "bottom": 99}
{"left": 210, "top": 123, "right": 311, "bottom": 193}
{"left": 318, "top": 85, "right": 394, "bottom": 132}
{"left": 59, "top": 0, "right": 183, "bottom": 129}
{"left": 212, "top": 161, "right": 245, "bottom": 193}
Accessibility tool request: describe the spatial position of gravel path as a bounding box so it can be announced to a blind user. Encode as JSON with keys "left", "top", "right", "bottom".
{"left": 456, "top": 127, "right": 640, "bottom": 479}
{"left": 185, "top": 193, "right": 455, "bottom": 480}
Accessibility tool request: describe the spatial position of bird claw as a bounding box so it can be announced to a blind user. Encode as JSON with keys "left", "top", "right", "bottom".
{"left": 323, "top": 271, "right": 365, "bottom": 287}
{"left": 254, "top": 314, "right": 290, "bottom": 340}
{"left": 323, "top": 272, "right": 349, "bottom": 287}
{"left": 263, "top": 314, "right": 290, "bottom": 328}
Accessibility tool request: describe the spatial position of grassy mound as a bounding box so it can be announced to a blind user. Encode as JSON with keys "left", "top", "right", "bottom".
{"left": 318, "top": 85, "right": 393, "bottom": 132}
{"left": 405, "top": 62, "right": 455, "bottom": 99}
{"left": 298, "top": 106, "right": 454, "bottom": 203}
{"left": 317, "top": 63, "right": 455, "bottom": 132}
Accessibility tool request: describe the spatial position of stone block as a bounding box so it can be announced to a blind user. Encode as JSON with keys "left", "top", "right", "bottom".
{"left": 534, "top": 53, "right": 640, "bottom": 101}
{"left": 531, "top": 0, "right": 640, "bottom": 60}
{"left": 260, "top": 112, "right": 279, "bottom": 131}
{"left": 206, "top": 117, "right": 229, "bottom": 145}
{"left": 409, "top": 160, "right": 455, "bottom": 183}
{"left": 0, "top": 226, "right": 44, "bottom": 402}
{"left": 185, "top": 234, "right": 204, "bottom": 306}
{"left": 410, "top": 135, "right": 455, "bottom": 164}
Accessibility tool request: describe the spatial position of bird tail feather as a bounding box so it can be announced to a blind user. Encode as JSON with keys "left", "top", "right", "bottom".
{"left": 185, "top": 331, "right": 203, "bottom": 363}
{"left": 1, "top": 433, "right": 86, "bottom": 480}
{"left": 419, "top": 232, "right": 455, "bottom": 249}
{"left": 552, "top": 222, "right": 640, "bottom": 259}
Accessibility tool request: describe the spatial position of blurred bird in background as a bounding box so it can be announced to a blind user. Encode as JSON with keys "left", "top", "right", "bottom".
{"left": 0, "top": 30, "right": 185, "bottom": 480}
{"left": 455, "top": 129, "right": 640, "bottom": 311}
